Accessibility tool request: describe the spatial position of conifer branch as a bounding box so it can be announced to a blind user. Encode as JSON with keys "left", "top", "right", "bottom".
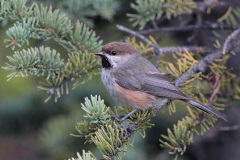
{"left": 1, "top": 0, "right": 103, "bottom": 101}
{"left": 47, "top": 0, "right": 120, "bottom": 27}
{"left": 222, "top": 27, "right": 240, "bottom": 55}
{"left": 176, "top": 28, "right": 240, "bottom": 85}
{"left": 1, "top": 0, "right": 103, "bottom": 52}
{"left": 116, "top": 24, "right": 212, "bottom": 55}
{"left": 127, "top": 0, "right": 228, "bottom": 29}
{"left": 128, "top": 0, "right": 197, "bottom": 29}
{"left": 138, "top": 24, "right": 237, "bottom": 35}
{"left": 3, "top": 46, "right": 64, "bottom": 81}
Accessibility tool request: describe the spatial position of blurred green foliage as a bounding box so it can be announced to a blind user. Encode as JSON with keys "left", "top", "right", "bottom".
{"left": 1, "top": 0, "right": 240, "bottom": 160}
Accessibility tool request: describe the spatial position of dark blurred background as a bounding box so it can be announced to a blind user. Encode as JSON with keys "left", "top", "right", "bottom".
{"left": 0, "top": 0, "right": 240, "bottom": 160}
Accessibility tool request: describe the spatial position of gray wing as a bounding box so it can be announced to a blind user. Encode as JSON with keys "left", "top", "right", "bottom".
{"left": 113, "top": 71, "right": 188, "bottom": 100}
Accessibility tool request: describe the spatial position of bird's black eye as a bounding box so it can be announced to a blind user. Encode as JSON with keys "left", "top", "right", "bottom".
{"left": 111, "top": 51, "right": 116, "bottom": 55}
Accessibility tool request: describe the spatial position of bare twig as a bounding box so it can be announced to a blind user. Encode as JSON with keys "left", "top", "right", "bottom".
{"left": 116, "top": 24, "right": 161, "bottom": 54}
{"left": 158, "top": 46, "right": 212, "bottom": 54}
{"left": 222, "top": 28, "right": 240, "bottom": 54}
{"left": 138, "top": 24, "right": 237, "bottom": 35}
{"left": 116, "top": 24, "right": 212, "bottom": 55}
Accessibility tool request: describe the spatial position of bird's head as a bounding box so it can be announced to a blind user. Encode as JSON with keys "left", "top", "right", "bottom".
{"left": 95, "top": 42, "right": 138, "bottom": 69}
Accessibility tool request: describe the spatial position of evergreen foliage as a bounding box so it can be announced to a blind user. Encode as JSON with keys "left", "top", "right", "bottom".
{"left": 128, "top": 0, "right": 196, "bottom": 29}
{"left": 1, "top": 0, "right": 240, "bottom": 160}
{"left": 75, "top": 96, "right": 155, "bottom": 159}
{"left": 3, "top": 46, "right": 64, "bottom": 80}
{"left": 1, "top": 0, "right": 103, "bottom": 101}
{"left": 44, "top": 0, "right": 120, "bottom": 27}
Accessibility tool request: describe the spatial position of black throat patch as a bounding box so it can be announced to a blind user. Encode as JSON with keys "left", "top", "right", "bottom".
{"left": 101, "top": 56, "right": 112, "bottom": 69}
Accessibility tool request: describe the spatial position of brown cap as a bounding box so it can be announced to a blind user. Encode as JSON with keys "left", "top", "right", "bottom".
{"left": 102, "top": 42, "right": 137, "bottom": 55}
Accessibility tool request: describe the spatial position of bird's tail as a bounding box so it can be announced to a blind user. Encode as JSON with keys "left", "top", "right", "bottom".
{"left": 185, "top": 99, "right": 227, "bottom": 121}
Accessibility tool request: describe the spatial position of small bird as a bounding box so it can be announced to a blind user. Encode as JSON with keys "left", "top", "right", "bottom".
{"left": 95, "top": 42, "right": 227, "bottom": 121}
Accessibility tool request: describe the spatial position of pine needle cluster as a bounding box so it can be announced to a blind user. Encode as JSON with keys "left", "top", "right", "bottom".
{"left": 1, "top": 0, "right": 240, "bottom": 160}
{"left": 1, "top": 0, "right": 105, "bottom": 101}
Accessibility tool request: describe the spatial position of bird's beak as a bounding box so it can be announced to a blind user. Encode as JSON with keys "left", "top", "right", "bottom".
{"left": 95, "top": 52, "right": 104, "bottom": 56}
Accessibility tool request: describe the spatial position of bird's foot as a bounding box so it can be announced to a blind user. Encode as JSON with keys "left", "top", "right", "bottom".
{"left": 110, "top": 114, "right": 124, "bottom": 123}
{"left": 111, "top": 109, "right": 138, "bottom": 123}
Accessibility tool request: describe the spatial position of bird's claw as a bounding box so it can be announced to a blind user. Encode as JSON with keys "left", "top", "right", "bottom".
{"left": 111, "top": 109, "right": 138, "bottom": 123}
{"left": 111, "top": 114, "right": 125, "bottom": 123}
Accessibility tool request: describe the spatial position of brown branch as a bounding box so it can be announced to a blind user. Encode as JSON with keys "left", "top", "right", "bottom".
{"left": 158, "top": 46, "right": 212, "bottom": 54}
{"left": 116, "top": 24, "right": 157, "bottom": 50}
{"left": 116, "top": 24, "right": 212, "bottom": 55}
{"left": 222, "top": 28, "right": 240, "bottom": 54}
{"left": 138, "top": 24, "right": 237, "bottom": 35}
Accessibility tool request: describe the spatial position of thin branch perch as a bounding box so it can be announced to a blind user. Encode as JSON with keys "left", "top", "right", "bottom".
{"left": 116, "top": 24, "right": 213, "bottom": 55}
{"left": 222, "top": 28, "right": 240, "bottom": 54}
{"left": 138, "top": 24, "right": 237, "bottom": 35}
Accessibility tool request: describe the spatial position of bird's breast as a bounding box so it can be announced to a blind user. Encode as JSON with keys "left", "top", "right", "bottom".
{"left": 101, "top": 69, "right": 156, "bottom": 110}
{"left": 101, "top": 69, "right": 117, "bottom": 97}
